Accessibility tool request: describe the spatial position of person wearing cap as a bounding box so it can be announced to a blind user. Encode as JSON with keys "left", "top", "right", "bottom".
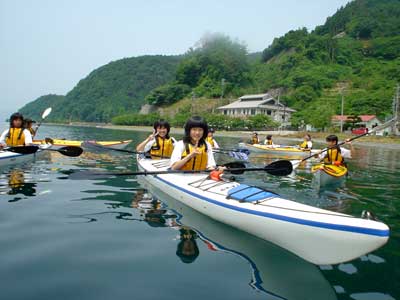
{"left": 24, "top": 118, "right": 37, "bottom": 138}
{"left": 205, "top": 128, "right": 219, "bottom": 149}
{"left": 0, "top": 112, "right": 33, "bottom": 149}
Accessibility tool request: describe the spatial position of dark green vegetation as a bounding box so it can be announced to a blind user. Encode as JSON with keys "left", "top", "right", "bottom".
{"left": 20, "top": 0, "right": 400, "bottom": 129}
{"left": 112, "top": 112, "right": 278, "bottom": 130}
{"left": 20, "top": 56, "right": 181, "bottom": 122}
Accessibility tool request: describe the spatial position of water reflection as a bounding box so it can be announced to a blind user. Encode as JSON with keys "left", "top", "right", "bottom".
{"left": 0, "top": 169, "right": 37, "bottom": 199}
{"left": 138, "top": 178, "right": 337, "bottom": 300}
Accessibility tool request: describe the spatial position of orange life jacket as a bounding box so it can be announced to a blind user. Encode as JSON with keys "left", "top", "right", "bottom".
{"left": 180, "top": 143, "right": 208, "bottom": 171}
{"left": 6, "top": 128, "right": 25, "bottom": 146}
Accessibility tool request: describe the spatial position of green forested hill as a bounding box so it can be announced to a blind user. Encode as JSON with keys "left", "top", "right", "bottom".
{"left": 20, "top": 94, "right": 65, "bottom": 121}
{"left": 20, "top": 55, "right": 182, "bottom": 122}
{"left": 20, "top": 0, "right": 400, "bottom": 128}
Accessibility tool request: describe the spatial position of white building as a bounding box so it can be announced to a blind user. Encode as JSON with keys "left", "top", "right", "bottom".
{"left": 217, "top": 93, "right": 296, "bottom": 125}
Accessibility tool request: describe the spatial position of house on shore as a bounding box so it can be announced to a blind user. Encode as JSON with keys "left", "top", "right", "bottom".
{"left": 331, "top": 115, "right": 382, "bottom": 130}
{"left": 216, "top": 93, "right": 295, "bottom": 125}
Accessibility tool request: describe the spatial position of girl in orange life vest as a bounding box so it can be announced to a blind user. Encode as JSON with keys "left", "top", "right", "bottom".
{"left": 251, "top": 132, "right": 259, "bottom": 144}
{"left": 0, "top": 113, "right": 33, "bottom": 149}
{"left": 264, "top": 135, "right": 273, "bottom": 146}
{"left": 299, "top": 134, "right": 312, "bottom": 149}
{"left": 320, "top": 135, "right": 353, "bottom": 166}
{"left": 205, "top": 128, "right": 219, "bottom": 149}
{"left": 170, "top": 116, "right": 223, "bottom": 172}
{"left": 136, "top": 120, "right": 176, "bottom": 159}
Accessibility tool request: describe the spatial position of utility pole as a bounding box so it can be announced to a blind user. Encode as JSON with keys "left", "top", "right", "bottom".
{"left": 340, "top": 88, "right": 345, "bottom": 133}
{"left": 393, "top": 84, "right": 400, "bottom": 135}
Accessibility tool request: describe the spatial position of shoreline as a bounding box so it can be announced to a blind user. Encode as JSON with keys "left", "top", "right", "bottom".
{"left": 43, "top": 122, "right": 400, "bottom": 149}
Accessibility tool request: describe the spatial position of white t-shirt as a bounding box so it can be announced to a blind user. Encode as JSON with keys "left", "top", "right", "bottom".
{"left": 143, "top": 136, "right": 177, "bottom": 153}
{"left": 306, "top": 141, "right": 313, "bottom": 149}
{"left": 320, "top": 147, "right": 352, "bottom": 160}
{"left": 0, "top": 128, "right": 33, "bottom": 146}
{"left": 212, "top": 139, "right": 220, "bottom": 149}
{"left": 170, "top": 140, "right": 216, "bottom": 169}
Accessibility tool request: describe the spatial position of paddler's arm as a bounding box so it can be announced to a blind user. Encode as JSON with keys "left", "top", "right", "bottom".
{"left": 170, "top": 142, "right": 199, "bottom": 170}
{"left": 136, "top": 133, "right": 156, "bottom": 152}
{"left": 23, "top": 129, "right": 33, "bottom": 145}
{"left": 0, "top": 129, "right": 7, "bottom": 149}
{"left": 343, "top": 139, "right": 354, "bottom": 158}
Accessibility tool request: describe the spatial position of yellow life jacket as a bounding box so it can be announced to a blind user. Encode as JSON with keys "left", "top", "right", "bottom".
{"left": 181, "top": 143, "right": 208, "bottom": 171}
{"left": 149, "top": 136, "right": 174, "bottom": 159}
{"left": 252, "top": 137, "right": 259, "bottom": 144}
{"left": 323, "top": 147, "right": 344, "bottom": 165}
{"left": 299, "top": 140, "right": 308, "bottom": 149}
{"left": 206, "top": 136, "right": 215, "bottom": 147}
{"left": 6, "top": 128, "right": 25, "bottom": 146}
{"left": 265, "top": 140, "right": 273, "bottom": 145}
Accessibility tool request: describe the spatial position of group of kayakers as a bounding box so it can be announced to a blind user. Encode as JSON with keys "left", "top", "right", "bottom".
{"left": 0, "top": 112, "right": 38, "bottom": 149}
{"left": 1, "top": 111, "right": 353, "bottom": 172}
{"left": 250, "top": 131, "right": 352, "bottom": 166}
{"left": 136, "top": 116, "right": 222, "bottom": 175}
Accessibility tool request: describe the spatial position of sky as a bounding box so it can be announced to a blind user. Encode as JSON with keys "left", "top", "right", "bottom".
{"left": 0, "top": 0, "right": 351, "bottom": 120}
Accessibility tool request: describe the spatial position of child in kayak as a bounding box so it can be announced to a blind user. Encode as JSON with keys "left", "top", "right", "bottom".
{"left": 24, "top": 118, "right": 37, "bottom": 138}
{"left": 299, "top": 134, "right": 312, "bottom": 150}
{"left": 170, "top": 116, "right": 221, "bottom": 171}
{"left": 136, "top": 120, "right": 176, "bottom": 159}
{"left": 0, "top": 113, "right": 33, "bottom": 149}
{"left": 206, "top": 128, "right": 219, "bottom": 149}
{"left": 264, "top": 135, "right": 274, "bottom": 146}
{"left": 251, "top": 132, "right": 259, "bottom": 144}
{"left": 319, "top": 135, "right": 353, "bottom": 165}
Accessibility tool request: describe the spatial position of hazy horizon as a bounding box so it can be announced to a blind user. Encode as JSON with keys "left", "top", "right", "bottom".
{"left": 1, "top": 0, "right": 351, "bottom": 120}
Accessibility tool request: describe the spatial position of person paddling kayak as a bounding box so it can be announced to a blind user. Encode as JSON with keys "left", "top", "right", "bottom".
{"left": 299, "top": 134, "right": 312, "bottom": 150}
{"left": 0, "top": 113, "right": 33, "bottom": 149}
{"left": 205, "top": 128, "right": 219, "bottom": 149}
{"left": 170, "top": 116, "right": 222, "bottom": 173}
{"left": 136, "top": 120, "right": 176, "bottom": 159}
{"left": 319, "top": 135, "right": 354, "bottom": 165}
{"left": 24, "top": 118, "right": 37, "bottom": 138}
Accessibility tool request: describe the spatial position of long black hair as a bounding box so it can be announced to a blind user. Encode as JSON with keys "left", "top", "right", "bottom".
{"left": 7, "top": 112, "right": 24, "bottom": 139}
{"left": 153, "top": 119, "right": 171, "bottom": 139}
{"left": 183, "top": 116, "right": 208, "bottom": 146}
{"left": 326, "top": 135, "right": 338, "bottom": 145}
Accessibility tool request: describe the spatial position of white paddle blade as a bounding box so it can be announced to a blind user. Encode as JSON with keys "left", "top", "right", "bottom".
{"left": 41, "top": 107, "right": 52, "bottom": 119}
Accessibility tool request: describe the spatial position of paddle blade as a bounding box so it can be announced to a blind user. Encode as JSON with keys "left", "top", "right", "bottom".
{"left": 41, "top": 107, "right": 52, "bottom": 119}
{"left": 265, "top": 160, "right": 293, "bottom": 176}
{"left": 7, "top": 146, "right": 39, "bottom": 154}
{"left": 225, "top": 161, "right": 247, "bottom": 174}
{"left": 57, "top": 146, "right": 83, "bottom": 157}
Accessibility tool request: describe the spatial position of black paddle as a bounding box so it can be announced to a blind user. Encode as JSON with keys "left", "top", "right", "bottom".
{"left": 5, "top": 145, "right": 39, "bottom": 154}
{"left": 6, "top": 145, "right": 83, "bottom": 157}
{"left": 68, "top": 160, "right": 292, "bottom": 180}
{"left": 45, "top": 146, "right": 83, "bottom": 157}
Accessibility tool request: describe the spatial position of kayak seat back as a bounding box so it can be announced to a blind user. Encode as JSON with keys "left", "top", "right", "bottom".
{"left": 227, "top": 184, "right": 278, "bottom": 203}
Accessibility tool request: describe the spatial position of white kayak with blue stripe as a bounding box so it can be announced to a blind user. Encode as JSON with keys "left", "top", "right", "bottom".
{"left": 137, "top": 156, "right": 390, "bottom": 265}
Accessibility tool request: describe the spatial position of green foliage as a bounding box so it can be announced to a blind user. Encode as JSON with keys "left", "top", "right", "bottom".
{"left": 145, "top": 83, "right": 191, "bottom": 105}
{"left": 315, "top": 0, "right": 400, "bottom": 38}
{"left": 19, "top": 94, "right": 65, "bottom": 121}
{"left": 111, "top": 113, "right": 160, "bottom": 126}
{"left": 175, "top": 33, "right": 250, "bottom": 98}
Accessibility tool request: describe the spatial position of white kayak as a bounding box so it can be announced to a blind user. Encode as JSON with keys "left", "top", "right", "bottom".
{"left": 137, "top": 156, "right": 389, "bottom": 265}
{"left": 0, "top": 145, "right": 50, "bottom": 168}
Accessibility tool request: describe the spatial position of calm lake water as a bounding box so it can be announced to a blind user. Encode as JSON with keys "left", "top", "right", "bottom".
{"left": 0, "top": 124, "right": 399, "bottom": 300}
